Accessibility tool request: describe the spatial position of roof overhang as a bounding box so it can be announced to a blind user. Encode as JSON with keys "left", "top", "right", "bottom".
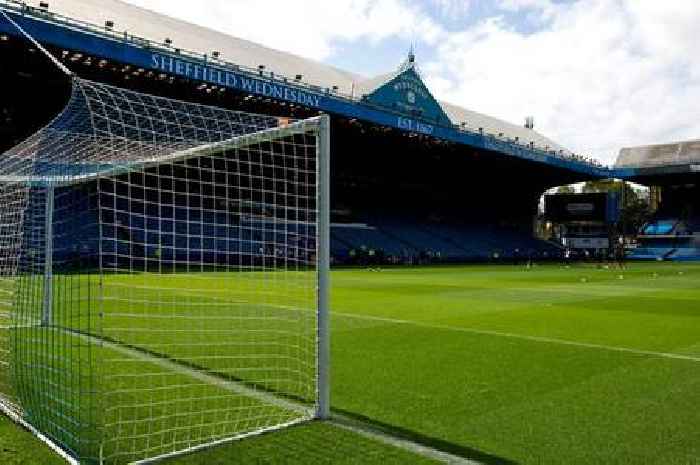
{"left": 0, "top": 0, "right": 610, "bottom": 178}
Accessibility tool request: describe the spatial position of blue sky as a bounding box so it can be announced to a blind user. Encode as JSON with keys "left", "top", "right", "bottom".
{"left": 124, "top": 0, "right": 700, "bottom": 165}
{"left": 324, "top": 1, "right": 565, "bottom": 75}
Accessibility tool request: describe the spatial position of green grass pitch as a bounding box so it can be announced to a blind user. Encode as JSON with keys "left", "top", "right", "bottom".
{"left": 2, "top": 261, "right": 700, "bottom": 464}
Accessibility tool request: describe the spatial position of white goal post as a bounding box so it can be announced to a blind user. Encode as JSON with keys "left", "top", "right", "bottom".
{"left": 0, "top": 77, "right": 330, "bottom": 465}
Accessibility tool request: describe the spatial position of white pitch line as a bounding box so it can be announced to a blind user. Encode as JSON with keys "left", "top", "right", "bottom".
{"left": 68, "top": 328, "right": 476, "bottom": 464}
{"left": 91, "top": 293, "right": 700, "bottom": 364}
{"left": 71, "top": 329, "right": 310, "bottom": 416}
{"left": 334, "top": 312, "right": 700, "bottom": 363}
{"left": 144, "top": 297, "right": 700, "bottom": 364}
{"left": 0, "top": 397, "right": 79, "bottom": 465}
{"left": 330, "top": 414, "right": 480, "bottom": 465}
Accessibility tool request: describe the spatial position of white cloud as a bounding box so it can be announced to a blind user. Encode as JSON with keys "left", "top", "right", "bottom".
{"left": 122, "top": 0, "right": 443, "bottom": 61}
{"left": 497, "top": 0, "right": 557, "bottom": 22}
{"left": 426, "top": 0, "right": 472, "bottom": 18}
{"left": 424, "top": 0, "right": 700, "bottom": 164}
{"left": 122, "top": 0, "right": 700, "bottom": 165}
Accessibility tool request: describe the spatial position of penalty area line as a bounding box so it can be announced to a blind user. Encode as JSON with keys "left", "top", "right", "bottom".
{"left": 334, "top": 312, "right": 700, "bottom": 364}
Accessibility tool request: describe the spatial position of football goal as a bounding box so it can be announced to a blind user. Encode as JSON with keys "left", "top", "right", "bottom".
{"left": 0, "top": 77, "right": 330, "bottom": 464}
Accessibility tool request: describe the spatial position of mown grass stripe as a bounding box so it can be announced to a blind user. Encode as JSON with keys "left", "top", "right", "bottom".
{"left": 334, "top": 311, "right": 700, "bottom": 363}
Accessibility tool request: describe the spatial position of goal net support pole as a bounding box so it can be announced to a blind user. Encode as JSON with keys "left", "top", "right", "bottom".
{"left": 316, "top": 114, "right": 331, "bottom": 420}
{"left": 42, "top": 183, "right": 54, "bottom": 327}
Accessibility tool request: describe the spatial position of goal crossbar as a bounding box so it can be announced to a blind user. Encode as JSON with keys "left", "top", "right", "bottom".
{"left": 0, "top": 117, "right": 324, "bottom": 187}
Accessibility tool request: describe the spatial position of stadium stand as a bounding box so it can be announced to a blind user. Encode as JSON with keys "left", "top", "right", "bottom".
{"left": 668, "top": 248, "right": 700, "bottom": 261}
{"left": 629, "top": 214, "right": 697, "bottom": 261}
{"left": 627, "top": 247, "right": 675, "bottom": 261}
{"left": 615, "top": 140, "right": 700, "bottom": 261}
{"left": 52, "top": 190, "right": 565, "bottom": 266}
{"left": 687, "top": 217, "right": 700, "bottom": 233}
{"left": 368, "top": 217, "right": 470, "bottom": 259}
{"left": 628, "top": 219, "right": 700, "bottom": 261}
{"left": 640, "top": 219, "right": 678, "bottom": 236}
{"left": 51, "top": 178, "right": 321, "bottom": 270}
{"left": 2, "top": 0, "right": 697, "bottom": 264}
{"left": 332, "top": 224, "right": 406, "bottom": 258}
{"left": 330, "top": 217, "right": 561, "bottom": 264}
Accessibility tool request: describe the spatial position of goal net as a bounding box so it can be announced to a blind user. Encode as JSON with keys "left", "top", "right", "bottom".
{"left": 0, "top": 77, "right": 330, "bottom": 464}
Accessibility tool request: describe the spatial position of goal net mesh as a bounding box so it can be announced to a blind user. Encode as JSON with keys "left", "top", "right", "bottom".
{"left": 0, "top": 77, "right": 323, "bottom": 464}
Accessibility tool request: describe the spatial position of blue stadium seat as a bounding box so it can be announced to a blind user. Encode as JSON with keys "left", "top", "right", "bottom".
{"left": 642, "top": 219, "right": 677, "bottom": 235}
{"left": 331, "top": 224, "right": 406, "bottom": 256}
{"left": 330, "top": 217, "right": 561, "bottom": 263}
{"left": 628, "top": 247, "right": 675, "bottom": 260}
{"left": 667, "top": 248, "right": 700, "bottom": 261}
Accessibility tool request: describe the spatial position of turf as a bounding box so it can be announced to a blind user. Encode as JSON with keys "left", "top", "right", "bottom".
{"left": 0, "top": 414, "right": 66, "bottom": 465}
{"left": 0, "top": 414, "right": 441, "bottom": 465}
{"left": 330, "top": 262, "right": 700, "bottom": 465}
{"left": 1, "top": 262, "right": 700, "bottom": 464}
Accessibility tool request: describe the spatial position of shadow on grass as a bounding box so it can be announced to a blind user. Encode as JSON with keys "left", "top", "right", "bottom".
{"left": 57, "top": 328, "right": 517, "bottom": 464}
{"left": 162, "top": 420, "right": 441, "bottom": 465}
{"left": 61, "top": 328, "right": 440, "bottom": 463}
{"left": 333, "top": 408, "right": 518, "bottom": 465}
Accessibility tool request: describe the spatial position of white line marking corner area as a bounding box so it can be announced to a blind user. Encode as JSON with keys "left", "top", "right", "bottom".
{"left": 334, "top": 312, "right": 700, "bottom": 364}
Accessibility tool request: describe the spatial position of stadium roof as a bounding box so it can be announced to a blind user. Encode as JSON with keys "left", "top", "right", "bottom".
{"left": 37, "top": 0, "right": 571, "bottom": 155}
{"left": 616, "top": 139, "right": 700, "bottom": 168}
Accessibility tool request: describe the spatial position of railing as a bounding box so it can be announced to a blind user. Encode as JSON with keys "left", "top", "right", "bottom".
{"left": 0, "top": 0, "right": 610, "bottom": 172}
{"left": 0, "top": 0, "right": 361, "bottom": 100}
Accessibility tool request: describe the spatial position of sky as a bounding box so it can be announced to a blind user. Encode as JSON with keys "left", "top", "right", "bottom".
{"left": 121, "top": 0, "right": 700, "bottom": 165}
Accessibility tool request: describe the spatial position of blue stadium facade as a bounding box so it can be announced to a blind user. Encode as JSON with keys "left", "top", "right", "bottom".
{"left": 1, "top": 0, "right": 698, "bottom": 263}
